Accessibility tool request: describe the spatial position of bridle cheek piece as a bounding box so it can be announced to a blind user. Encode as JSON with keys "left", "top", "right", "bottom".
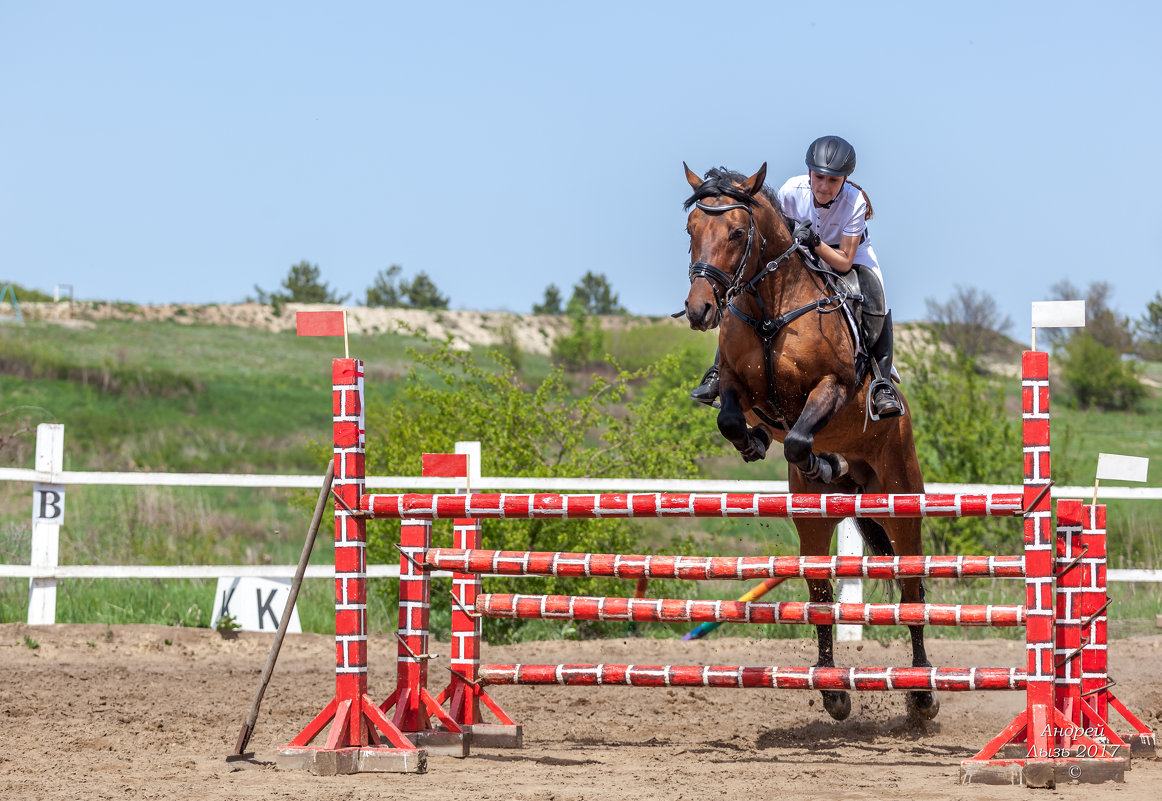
{"left": 685, "top": 201, "right": 757, "bottom": 313}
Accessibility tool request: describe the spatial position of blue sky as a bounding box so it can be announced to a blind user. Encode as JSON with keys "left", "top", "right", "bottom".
{"left": 2, "top": 2, "right": 1159, "bottom": 337}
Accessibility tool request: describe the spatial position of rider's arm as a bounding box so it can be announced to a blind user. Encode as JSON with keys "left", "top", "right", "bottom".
{"left": 814, "top": 233, "right": 861, "bottom": 274}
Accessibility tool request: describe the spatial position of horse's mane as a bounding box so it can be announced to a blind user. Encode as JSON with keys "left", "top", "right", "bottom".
{"left": 683, "top": 166, "right": 793, "bottom": 239}
{"left": 683, "top": 167, "right": 778, "bottom": 211}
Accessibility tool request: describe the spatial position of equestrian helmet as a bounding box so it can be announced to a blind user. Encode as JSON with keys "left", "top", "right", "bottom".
{"left": 805, "top": 135, "right": 856, "bottom": 177}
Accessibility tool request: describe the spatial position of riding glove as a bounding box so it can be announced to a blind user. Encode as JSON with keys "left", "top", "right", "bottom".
{"left": 792, "top": 221, "right": 820, "bottom": 249}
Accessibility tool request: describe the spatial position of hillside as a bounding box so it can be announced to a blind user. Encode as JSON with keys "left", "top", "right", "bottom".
{"left": 21, "top": 301, "right": 684, "bottom": 356}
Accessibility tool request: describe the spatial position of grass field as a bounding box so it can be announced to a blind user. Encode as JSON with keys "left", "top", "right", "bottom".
{"left": 1, "top": 314, "right": 1159, "bottom": 638}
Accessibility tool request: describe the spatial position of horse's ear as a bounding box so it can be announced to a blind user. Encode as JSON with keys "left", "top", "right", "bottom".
{"left": 742, "top": 162, "right": 768, "bottom": 196}
{"left": 683, "top": 162, "right": 703, "bottom": 191}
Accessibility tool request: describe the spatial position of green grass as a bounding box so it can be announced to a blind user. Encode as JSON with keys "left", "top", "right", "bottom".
{"left": 602, "top": 320, "right": 718, "bottom": 371}
{"left": 2, "top": 317, "right": 1161, "bottom": 638}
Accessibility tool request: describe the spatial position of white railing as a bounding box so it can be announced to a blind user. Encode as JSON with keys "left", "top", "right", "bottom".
{"left": 3, "top": 427, "right": 1160, "bottom": 627}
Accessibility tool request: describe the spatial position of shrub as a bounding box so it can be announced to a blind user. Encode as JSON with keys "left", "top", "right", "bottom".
{"left": 1061, "top": 333, "right": 1145, "bottom": 411}
{"left": 551, "top": 312, "right": 606, "bottom": 371}
{"left": 360, "top": 333, "right": 707, "bottom": 642}
{"left": 899, "top": 334, "right": 1021, "bottom": 554}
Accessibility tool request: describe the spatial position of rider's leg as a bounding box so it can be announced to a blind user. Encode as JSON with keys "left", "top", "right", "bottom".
{"left": 870, "top": 310, "right": 902, "bottom": 417}
{"left": 857, "top": 267, "right": 902, "bottom": 418}
{"left": 690, "top": 348, "right": 720, "bottom": 405}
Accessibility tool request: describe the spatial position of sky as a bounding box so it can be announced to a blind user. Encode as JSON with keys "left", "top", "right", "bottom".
{"left": 2, "top": 1, "right": 1160, "bottom": 339}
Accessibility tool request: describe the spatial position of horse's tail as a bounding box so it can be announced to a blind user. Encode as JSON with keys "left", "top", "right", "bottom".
{"left": 853, "top": 517, "right": 906, "bottom": 602}
{"left": 853, "top": 517, "right": 894, "bottom": 557}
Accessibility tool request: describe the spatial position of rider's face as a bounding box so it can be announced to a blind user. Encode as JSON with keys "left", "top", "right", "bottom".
{"left": 809, "top": 171, "right": 846, "bottom": 206}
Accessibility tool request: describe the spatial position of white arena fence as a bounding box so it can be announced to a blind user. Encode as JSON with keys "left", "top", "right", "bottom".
{"left": 2, "top": 428, "right": 1159, "bottom": 627}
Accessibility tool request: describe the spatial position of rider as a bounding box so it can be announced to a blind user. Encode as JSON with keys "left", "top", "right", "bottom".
{"left": 689, "top": 135, "right": 903, "bottom": 418}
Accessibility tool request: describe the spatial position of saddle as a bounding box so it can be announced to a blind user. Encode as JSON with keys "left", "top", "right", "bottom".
{"left": 797, "top": 250, "right": 900, "bottom": 428}
{"left": 799, "top": 248, "right": 870, "bottom": 364}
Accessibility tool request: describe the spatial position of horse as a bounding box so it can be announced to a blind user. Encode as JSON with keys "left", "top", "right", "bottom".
{"left": 680, "top": 163, "right": 938, "bottom": 723}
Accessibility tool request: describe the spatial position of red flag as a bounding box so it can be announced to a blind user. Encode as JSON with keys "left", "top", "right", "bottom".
{"left": 422, "top": 453, "right": 469, "bottom": 478}
{"left": 296, "top": 310, "right": 346, "bottom": 337}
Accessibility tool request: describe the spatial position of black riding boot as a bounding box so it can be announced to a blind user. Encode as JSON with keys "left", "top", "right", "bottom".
{"left": 690, "top": 350, "right": 720, "bottom": 405}
{"left": 868, "top": 310, "right": 903, "bottom": 418}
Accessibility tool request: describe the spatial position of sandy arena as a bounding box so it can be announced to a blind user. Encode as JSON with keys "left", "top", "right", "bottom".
{"left": 1, "top": 624, "right": 1159, "bottom": 800}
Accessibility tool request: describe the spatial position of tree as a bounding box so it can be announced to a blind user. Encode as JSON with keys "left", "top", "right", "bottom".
{"left": 1136, "top": 290, "right": 1162, "bottom": 359}
{"left": 254, "top": 261, "right": 349, "bottom": 307}
{"left": 1084, "top": 282, "right": 1135, "bottom": 353}
{"left": 399, "top": 271, "right": 449, "bottom": 310}
{"left": 532, "top": 284, "right": 563, "bottom": 315}
{"left": 568, "top": 272, "right": 625, "bottom": 315}
{"left": 1044, "top": 279, "right": 1135, "bottom": 354}
{"left": 365, "top": 265, "right": 403, "bottom": 308}
{"left": 1060, "top": 332, "right": 1145, "bottom": 411}
{"left": 924, "top": 285, "right": 1013, "bottom": 357}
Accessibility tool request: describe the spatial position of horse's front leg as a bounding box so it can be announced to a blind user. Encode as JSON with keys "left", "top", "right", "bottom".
{"left": 717, "top": 383, "right": 770, "bottom": 462}
{"left": 783, "top": 377, "right": 848, "bottom": 484}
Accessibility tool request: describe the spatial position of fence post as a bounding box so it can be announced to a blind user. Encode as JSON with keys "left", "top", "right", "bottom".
{"left": 835, "top": 518, "right": 863, "bottom": 642}
{"left": 28, "top": 423, "right": 65, "bottom": 625}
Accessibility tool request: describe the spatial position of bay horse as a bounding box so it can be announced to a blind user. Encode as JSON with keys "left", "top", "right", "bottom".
{"left": 681, "top": 163, "right": 938, "bottom": 723}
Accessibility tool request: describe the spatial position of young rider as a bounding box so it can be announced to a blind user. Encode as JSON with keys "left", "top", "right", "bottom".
{"left": 689, "top": 135, "right": 902, "bottom": 418}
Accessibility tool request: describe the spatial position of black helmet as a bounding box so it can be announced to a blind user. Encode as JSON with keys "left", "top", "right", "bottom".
{"left": 805, "top": 135, "right": 856, "bottom": 177}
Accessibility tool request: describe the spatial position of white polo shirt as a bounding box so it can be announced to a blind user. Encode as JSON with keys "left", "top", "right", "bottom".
{"left": 776, "top": 175, "right": 881, "bottom": 280}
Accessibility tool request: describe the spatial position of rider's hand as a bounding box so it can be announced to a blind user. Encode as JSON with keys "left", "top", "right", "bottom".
{"left": 792, "top": 221, "right": 820, "bottom": 249}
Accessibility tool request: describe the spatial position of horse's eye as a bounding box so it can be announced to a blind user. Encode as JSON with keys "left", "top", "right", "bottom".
{"left": 729, "top": 228, "right": 745, "bottom": 240}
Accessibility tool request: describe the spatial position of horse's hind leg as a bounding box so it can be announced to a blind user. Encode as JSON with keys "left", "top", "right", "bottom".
{"left": 879, "top": 518, "right": 940, "bottom": 720}
{"left": 795, "top": 518, "right": 850, "bottom": 721}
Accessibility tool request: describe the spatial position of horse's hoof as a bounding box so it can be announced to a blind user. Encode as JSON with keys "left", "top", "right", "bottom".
{"left": 827, "top": 453, "right": 849, "bottom": 480}
{"left": 802, "top": 455, "right": 829, "bottom": 483}
{"left": 821, "top": 690, "right": 851, "bottom": 721}
{"left": 740, "top": 434, "right": 768, "bottom": 462}
{"left": 814, "top": 452, "right": 848, "bottom": 483}
{"left": 907, "top": 691, "right": 940, "bottom": 720}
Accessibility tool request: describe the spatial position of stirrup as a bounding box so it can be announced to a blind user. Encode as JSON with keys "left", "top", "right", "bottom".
{"left": 868, "top": 380, "right": 903, "bottom": 421}
{"left": 689, "top": 367, "right": 720, "bottom": 407}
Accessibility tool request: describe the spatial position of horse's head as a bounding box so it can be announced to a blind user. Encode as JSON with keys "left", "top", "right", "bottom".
{"left": 681, "top": 163, "right": 771, "bottom": 331}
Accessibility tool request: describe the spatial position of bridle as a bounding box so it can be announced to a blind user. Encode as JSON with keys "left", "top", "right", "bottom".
{"left": 685, "top": 200, "right": 761, "bottom": 312}
{"left": 678, "top": 198, "right": 802, "bottom": 322}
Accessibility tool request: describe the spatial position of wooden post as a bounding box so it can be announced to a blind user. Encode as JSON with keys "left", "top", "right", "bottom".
{"left": 28, "top": 423, "right": 65, "bottom": 625}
